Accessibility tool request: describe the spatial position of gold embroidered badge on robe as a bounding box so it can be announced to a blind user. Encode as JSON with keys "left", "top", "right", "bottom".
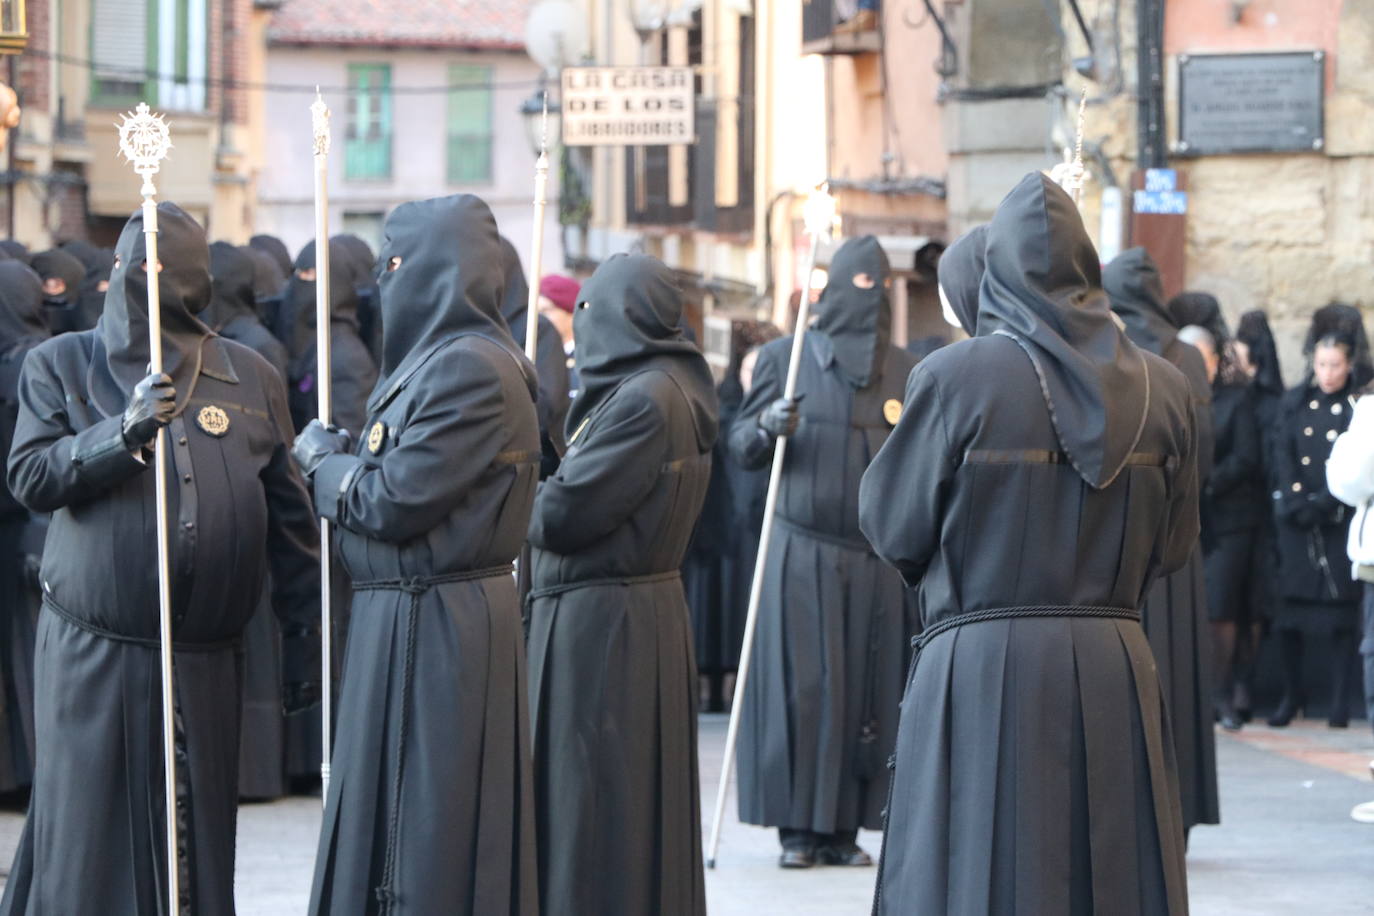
{"left": 883, "top": 399, "right": 902, "bottom": 426}
{"left": 367, "top": 421, "right": 386, "bottom": 454}
{"left": 196, "top": 405, "right": 230, "bottom": 437}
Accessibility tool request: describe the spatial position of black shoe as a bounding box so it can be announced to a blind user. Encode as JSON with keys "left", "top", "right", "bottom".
{"left": 815, "top": 842, "right": 874, "bottom": 867}
{"left": 779, "top": 847, "right": 816, "bottom": 869}
{"left": 1330, "top": 710, "right": 1350, "bottom": 729}
{"left": 1218, "top": 706, "right": 1243, "bottom": 731}
{"left": 1268, "top": 696, "right": 1301, "bottom": 728}
{"left": 1233, "top": 682, "right": 1253, "bottom": 723}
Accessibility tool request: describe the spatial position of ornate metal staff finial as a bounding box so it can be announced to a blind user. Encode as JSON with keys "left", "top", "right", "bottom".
{"left": 803, "top": 183, "right": 838, "bottom": 241}
{"left": 311, "top": 88, "right": 331, "bottom": 157}
{"left": 116, "top": 102, "right": 172, "bottom": 198}
{"left": 1050, "top": 88, "right": 1090, "bottom": 204}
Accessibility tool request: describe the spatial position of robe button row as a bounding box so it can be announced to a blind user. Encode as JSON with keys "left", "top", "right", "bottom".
{"left": 1302, "top": 457, "right": 1311, "bottom": 466}
{"left": 183, "top": 474, "right": 192, "bottom": 483}
{"left": 183, "top": 521, "right": 195, "bottom": 531}
{"left": 1304, "top": 427, "right": 1314, "bottom": 436}
{"left": 178, "top": 436, "right": 188, "bottom": 446}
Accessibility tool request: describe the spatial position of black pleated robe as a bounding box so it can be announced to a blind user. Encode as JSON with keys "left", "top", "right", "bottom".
{"left": 206, "top": 240, "right": 295, "bottom": 800}
{"left": 0, "top": 262, "right": 47, "bottom": 794}
{"left": 1, "top": 334, "right": 320, "bottom": 916}
{"left": 527, "top": 253, "right": 715, "bottom": 916}
{"left": 729, "top": 334, "right": 917, "bottom": 835}
{"left": 1108, "top": 248, "right": 1220, "bottom": 834}
{"left": 862, "top": 333, "right": 1197, "bottom": 915}
{"left": 308, "top": 194, "right": 540, "bottom": 916}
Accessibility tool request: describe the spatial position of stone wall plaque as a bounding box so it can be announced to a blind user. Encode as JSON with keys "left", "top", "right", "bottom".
{"left": 1177, "top": 51, "right": 1325, "bottom": 156}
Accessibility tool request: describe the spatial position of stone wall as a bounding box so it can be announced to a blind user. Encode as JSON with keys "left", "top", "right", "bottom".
{"left": 1065, "top": 0, "right": 1374, "bottom": 384}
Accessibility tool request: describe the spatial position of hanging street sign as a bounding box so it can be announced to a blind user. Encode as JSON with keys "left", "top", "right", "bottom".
{"left": 561, "top": 66, "right": 696, "bottom": 147}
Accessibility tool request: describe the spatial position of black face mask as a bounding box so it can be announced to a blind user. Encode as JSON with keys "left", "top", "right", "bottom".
{"left": 371, "top": 194, "right": 532, "bottom": 409}
{"left": 569, "top": 253, "right": 718, "bottom": 451}
{"left": 812, "top": 236, "right": 891, "bottom": 388}
{"left": 92, "top": 202, "right": 212, "bottom": 412}
{"left": 938, "top": 225, "right": 988, "bottom": 336}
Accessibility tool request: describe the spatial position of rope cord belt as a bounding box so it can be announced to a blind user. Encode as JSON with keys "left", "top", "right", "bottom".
{"left": 42, "top": 595, "right": 241, "bottom": 653}
{"left": 350, "top": 562, "right": 513, "bottom": 913}
{"left": 913, "top": 604, "right": 1140, "bottom": 651}
{"left": 525, "top": 569, "right": 681, "bottom": 603}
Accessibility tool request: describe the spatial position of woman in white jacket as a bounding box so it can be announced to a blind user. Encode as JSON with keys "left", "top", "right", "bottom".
{"left": 1326, "top": 390, "right": 1374, "bottom": 822}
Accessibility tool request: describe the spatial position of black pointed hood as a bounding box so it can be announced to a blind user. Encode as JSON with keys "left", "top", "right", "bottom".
{"left": 812, "top": 235, "right": 891, "bottom": 388}
{"left": 1104, "top": 247, "right": 1178, "bottom": 357}
{"left": 62, "top": 240, "right": 115, "bottom": 326}
{"left": 496, "top": 235, "right": 531, "bottom": 339}
{"left": 203, "top": 241, "right": 259, "bottom": 331}
{"left": 938, "top": 225, "right": 987, "bottom": 336}
{"left": 244, "top": 245, "right": 287, "bottom": 307}
{"left": 0, "top": 260, "right": 48, "bottom": 353}
{"left": 371, "top": 194, "right": 533, "bottom": 410}
{"left": 0, "top": 241, "right": 27, "bottom": 261}
{"left": 1237, "top": 309, "right": 1284, "bottom": 396}
{"left": 285, "top": 238, "right": 360, "bottom": 373}
{"left": 980, "top": 172, "right": 1151, "bottom": 490}
{"left": 249, "top": 234, "right": 293, "bottom": 278}
{"left": 93, "top": 202, "right": 213, "bottom": 412}
{"left": 568, "top": 253, "right": 718, "bottom": 451}
{"left": 31, "top": 248, "right": 86, "bottom": 303}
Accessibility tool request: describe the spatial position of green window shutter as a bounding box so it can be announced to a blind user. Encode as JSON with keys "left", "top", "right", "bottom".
{"left": 347, "top": 64, "right": 392, "bottom": 180}
{"left": 447, "top": 65, "right": 492, "bottom": 185}
{"left": 91, "top": 0, "right": 151, "bottom": 104}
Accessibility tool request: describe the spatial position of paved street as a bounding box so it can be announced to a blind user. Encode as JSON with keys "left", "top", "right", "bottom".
{"left": 0, "top": 715, "right": 1368, "bottom": 913}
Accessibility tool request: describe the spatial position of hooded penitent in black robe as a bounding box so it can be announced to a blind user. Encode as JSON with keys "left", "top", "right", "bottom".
{"left": 205, "top": 241, "right": 295, "bottom": 801}
{"left": 0, "top": 262, "right": 48, "bottom": 794}
{"left": 283, "top": 240, "right": 378, "bottom": 438}
{"left": 249, "top": 234, "right": 293, "bottom": 337}
{"left": 306, "top": 195, "right": 540, "bottom": 916}
{"left": 497, "top": 236, "right": 571, "bottom": 457}
{"left": 0, "top": 203, "right": 321, "bottom": 916}
{"left": 61, "top": 240, "right": 115, "bottom": 330}
{"left": 207, "top": 242, "right": 289, "bottom": 380}
{"left": 1106, "top": 245, "right": 1219, "bottom": 835}
{"left": 332, "top": 234, "right": 383, "bottom": 363}
{"left": 730, "top": 237, "right": 917, "bottom": 849}
{"left": 31, "top": 248, "right": 90, "bottom": 335}
{"left": 527, "top": 253, "right": 715, "bottom": 916}
{"left": 863, "top": 175, "right": 1195, "bottom": 915}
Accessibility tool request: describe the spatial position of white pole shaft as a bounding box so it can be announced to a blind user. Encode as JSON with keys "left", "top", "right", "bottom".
{"left": 313, "top": 149, "right": 334, "bottom": 803}
{"left": 706, "top": 232, "right": 822, "bottom": 868}
{"left": 143, "top": 198, "right": 182, "bottom": 915}
{"left": 525, "top": 150, "right": 549, "bottom": 362}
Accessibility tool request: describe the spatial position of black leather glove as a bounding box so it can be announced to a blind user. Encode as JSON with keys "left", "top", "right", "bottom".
{"left": 758, "top": 395, "right": 803, "bottom": 438}
{"left": 292, "top": 419, "right": 351, "bottom": 479}
{"left": 120, "top": 372, "right": 176, "bottom": 450}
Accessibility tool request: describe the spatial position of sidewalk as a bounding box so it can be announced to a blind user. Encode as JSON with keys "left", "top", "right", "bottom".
{"left": 0, "top": 715, "right": 1366, "bottom": 913}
